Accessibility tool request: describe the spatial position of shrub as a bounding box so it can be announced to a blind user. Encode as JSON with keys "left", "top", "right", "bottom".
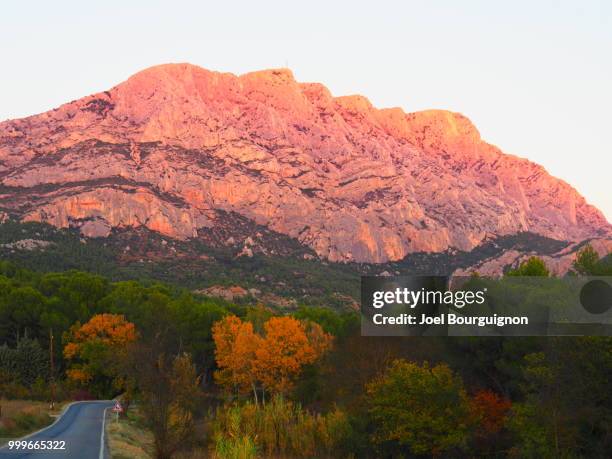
{"left": 212, "top": 395, "right": 351, "bottom": 458}
{"left": 214, "top": 435, "right": 257, "bottom": 459}
{"left": 213, "top": 406, "right": 258, "bottom": 459}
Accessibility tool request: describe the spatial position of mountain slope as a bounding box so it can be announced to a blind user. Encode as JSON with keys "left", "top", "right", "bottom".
{"left": 1, "top": 220, "right": 605, "bottom": 310}
{"left": 0, "top": 63, "right": 609, "bottom": 262}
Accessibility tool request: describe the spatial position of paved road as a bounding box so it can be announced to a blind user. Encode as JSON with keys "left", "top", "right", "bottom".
{"left": 0, "top": 401, "right": 114, "bottom": 459}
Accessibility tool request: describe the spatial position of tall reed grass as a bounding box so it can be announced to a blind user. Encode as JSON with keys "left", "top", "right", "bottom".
{"left": 212, "top": 395, "right": 351, "bottom": 458}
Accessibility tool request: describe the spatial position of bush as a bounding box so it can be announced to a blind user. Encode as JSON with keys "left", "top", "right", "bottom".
{"left": 212, "top": 395, "right": 351, "bottom": 458}
{"left": 214, "top": 436, "right": 258, "bottom": 459}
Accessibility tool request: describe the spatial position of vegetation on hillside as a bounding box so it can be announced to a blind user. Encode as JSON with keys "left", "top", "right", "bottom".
{"left": 0, "top": 220, "right": 577, "bottom": 310}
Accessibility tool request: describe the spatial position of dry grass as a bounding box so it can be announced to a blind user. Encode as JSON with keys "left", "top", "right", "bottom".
{"left": 0, "top": 399, "right": 62, "bottom": 418}
{"left": 106, "top": 408, "right": 154, "bottom": 459}
{"left": 0, "top": 399, "right": 65, "bottom": 446}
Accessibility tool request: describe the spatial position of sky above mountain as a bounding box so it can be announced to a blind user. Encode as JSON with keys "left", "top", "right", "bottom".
{"left": 1, "top": 0, "right": 610, "bottom": 220}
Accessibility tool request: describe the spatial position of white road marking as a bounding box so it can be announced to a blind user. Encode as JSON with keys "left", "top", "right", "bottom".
{"left": 99, "top": 405, "right": 111, "bottom": 459}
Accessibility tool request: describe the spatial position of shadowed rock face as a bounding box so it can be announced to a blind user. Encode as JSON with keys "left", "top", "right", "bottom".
{"left": 0, "top": 63, "right": 610, "bottom": 262}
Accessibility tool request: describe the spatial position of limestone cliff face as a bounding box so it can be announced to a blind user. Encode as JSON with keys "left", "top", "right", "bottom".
{"left": 0, "top": 63, "right": 609, "bottom": 262}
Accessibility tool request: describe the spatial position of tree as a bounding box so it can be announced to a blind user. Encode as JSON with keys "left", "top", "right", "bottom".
{"left": 213, "top": 315, "right": 332, "bottom": 402}
{"left": 63, "top": 313, "right": 136, "bottom": 396}
{"left": 573, "top": 244, "right": 600, "bottom": 275}
{"left": 99, "top": 282, "right": 175, "bottom": 339}
{"left": 508, "top": 338, "right": 612, "bottom": 457}
{"left": 212, "top": 315, "right": 262, "bottom": 402}
{"left": 573, "top": 244, "right": 612, "bottom": 275}
{"left": 507, "top": 257, "right": 550, "bottom": 277}
{"left": 0, "top": 335, "right": 48, "bottom": 387}
{"left": 0, "top": 286, "right": 46, "bottom": 345}
{"left": 293, "top": 307, "right": 358, "bottom": 338}
{"left": 121, "top": 342, "right": 202, "bottom": 459}
{"left": 255, "top": 316, "right": 332, "bottom": 396}
{"left": 469, "top": 389, "right": 511, "bottom": 454}
{"left": 448, "top": 336, "right": 543, "bottom": 399}
{"left": 171, "top": 294, "right": 228, "bottom": 382}
{"left": 366, "top": 359, "right": 471, "bottom": 457}
{"left": 39, "top": 271, "right": 109, "bottom": 322}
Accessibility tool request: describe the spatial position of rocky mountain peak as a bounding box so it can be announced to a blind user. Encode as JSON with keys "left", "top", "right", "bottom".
{"left": 0, "top": 63, "right": 609, "bottom": 263}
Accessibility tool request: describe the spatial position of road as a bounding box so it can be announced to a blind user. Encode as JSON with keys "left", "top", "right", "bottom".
{"left": 0, "top": 401, "right": 114, "bottom": 459}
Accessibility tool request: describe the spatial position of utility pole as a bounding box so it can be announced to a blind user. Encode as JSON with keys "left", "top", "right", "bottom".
{"left": 49, "top": 328, "right": 55, "bottom": 410}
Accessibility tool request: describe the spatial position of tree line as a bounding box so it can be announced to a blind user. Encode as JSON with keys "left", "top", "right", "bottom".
{"left": 0, "top": 244, "right": 611, "bottom": 457}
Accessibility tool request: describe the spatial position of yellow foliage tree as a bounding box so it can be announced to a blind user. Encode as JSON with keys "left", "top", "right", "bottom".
{"left": 212, "top": 315, "right": 263, "bottom": 402}
{"left": 213, "top": 315, "right": 332, "bottom": 402}
{"left": 255, "top": 316, "right": 331, "bottom": 395}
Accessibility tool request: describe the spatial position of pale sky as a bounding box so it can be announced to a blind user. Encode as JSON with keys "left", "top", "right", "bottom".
{"left": 1, "top": 1, "right": 610, "bottom": 221}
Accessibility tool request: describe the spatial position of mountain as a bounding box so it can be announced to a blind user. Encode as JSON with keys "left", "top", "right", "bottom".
{"left": 0, "top": 63, "right": 610, "bottom": 263}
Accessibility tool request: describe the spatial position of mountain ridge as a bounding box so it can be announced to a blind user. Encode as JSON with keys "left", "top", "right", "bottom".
{"left": 0, "top": 63, "right": 609, "bottom": 262}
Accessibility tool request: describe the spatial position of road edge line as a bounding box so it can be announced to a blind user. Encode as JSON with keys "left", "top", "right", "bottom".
{"left": 99, "top": 405, "right": 111, "bottom": 459}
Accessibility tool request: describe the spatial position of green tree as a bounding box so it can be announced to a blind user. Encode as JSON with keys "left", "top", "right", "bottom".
{"left": 448, "top": 336, "right": 543, "bottom": 398}
{"left": 0, "top": 335, "right": 48, "bottom": 387}
{"left": 573, "top": 244, "right": 600, "bottom": 275}
{"left": 0, "top": 286, "right": 46, "bottom": 344}
{"left": 293, "top": 307, "right": 358, "bottom": 338}
{"left": 573, "top": 244, "right": 612, "bottom": 275}
{"left": 39, "top": 271, "right": 109, "bottom": 321}
{"left": 507, "top": 256, "right": 550, "bottom": 277}
{"left": 508, "top": 338, "right": 612, "bottom": 457}
{"left": 171, "top": 293, "right": 227, "bottom": 380}
{"left": 366, "top": 359, "right": 471, "bottom": 456}
{"left": 100, "top": 282, "right": 176, "bottom": 340}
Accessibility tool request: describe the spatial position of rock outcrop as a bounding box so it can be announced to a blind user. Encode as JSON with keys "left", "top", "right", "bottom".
{"left": 0, "top": 63, "right": 610, "bottom": 262}
{"left": 453, "top": 238, "right": 612, "bottom": 277}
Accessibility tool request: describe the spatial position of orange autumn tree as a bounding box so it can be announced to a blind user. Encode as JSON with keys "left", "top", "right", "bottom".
{"left": 212, "top": 315, "right": 332, "bottom": 402}
{"left": 256, "top": 317, "right": 332, "bottom": 395}
{"left": 212, "top": 315, "right": 263, "bottom": 402}
{"left": 64, "top": 313, "right": 137, "bottom": 396}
